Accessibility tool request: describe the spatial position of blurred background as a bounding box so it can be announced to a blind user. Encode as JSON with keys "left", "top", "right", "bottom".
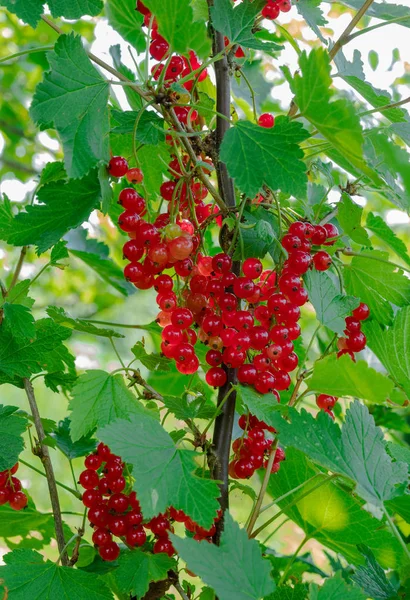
{"left": 0, "top": 0, "right": 409, "bottom": 584}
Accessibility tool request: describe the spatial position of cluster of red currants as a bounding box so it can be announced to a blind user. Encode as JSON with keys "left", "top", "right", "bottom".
{"left": 260, "top": 0, "right": 292, "bottom": 19}
{"left": 229, "top": 414, "right": 286, "bottom": 479}
{"left": 0, "top": 463, "right": 28, "bottom": 511}
{"left": 137, "top": 0, "right": 208, "bottom": 98}
{"left": 81, "top": 444, "right": 223, "bottom": 561}
{"left": 337, "top": 301, "right": 370, "bottom": 360}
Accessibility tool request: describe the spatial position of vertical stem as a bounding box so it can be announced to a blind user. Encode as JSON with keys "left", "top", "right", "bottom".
{"left": 23, "top": 378, "right": 68, "bottom": 565}
{"left": 278, "top": 535, "right": 309, "bottom": 585}
{"left": 246, "top": 441, "right": 278, "bottom": 536}
{"left": 208, "top": 0, "right": 239, "bottom": 544}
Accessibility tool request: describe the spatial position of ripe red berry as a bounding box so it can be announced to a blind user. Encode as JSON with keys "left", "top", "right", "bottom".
{"left": 281, "top": 234, "right": 302, "bottom": 252}
{"left": 345, "top": 317, "right": 361, "bottom": 333}
{"left": 108, "top": 515, "right": 127, "bottom": 537}
{"left": 254, "top": 372, "right": 276, "bottom": 394}
{"left": 346, "top": 331, "right": 367, "bottom": 352}
{"left": 233, "top": 277, "right": 256, "bottom": 299}
{"left": 352, "top": 302, "right": 370, "bottom": 321}
{"left": 82, "top": 489, "right": 103, "bottom": 508}
{"left": 123, "top": 240, "right": 144, "bottom": 262}
{"left": 261, "top": 3, "right": 280, "bottom": 19}
{"left": 118, "top": 211, "right": 141, "bottom": 233}
{"left": 150, "top": 36, "right": 169, "bottom": 60}
{"left": 153, "top": 537, "right": 175, "bottom": 556}
{"left": 79, "top": 469, "right": 99, "bottom": 490}
{"left": 119, "top": 188, "right": 145, "bottom": 213}
{"left": 243, "top": 258, "right": 263, "bottom": 279}
{"left": 99, "top": 541, "right": 120, "bottom": 561}
{"left": 324, "top": 223, "right": 339, "bottom": 245}
{"left": 313, "top": 251, "right": 332, "bottom": 271}
{"left": 108, "top": 156, "right": 128, "bottom": 178}
{"left": 310, "top": 225, "right": 327, "bottom": 245}
{"left": 92, "top": 528, "right": 112, "bottom": 547}
{"left": 206, "top": 367, "right": 227, "bottom": 388}
{"left": 125, "top": 510, "right": 143, "bottom": 527}
{"left": 126, "top": 526, "right": 147, "bottom": 547}
{"left": 9, "top": 491, "right": 27, "bottom": 511}
{"left": 316, "top": 394, "right": 337, "bottom": 410}
{"left": 171, "top": 308, "right": 194, "bottom": 329}
{"left": 258, "top": 113, "right": 275, "bottom": 128}
{"left": 88, "top": 504, "right": 110, "bottom": 527}
{"left": 212, "top": 253, "right": 232, "bottom": 274}
{"left": 287, "top": 251, "right": 312, "bottom": 275}
{"left": 237, "top": 364, "right": 258, "bottom": 385}
{"left": 107, "top": 493, "right": 129, "bottom": 513}
{"left": 206, "top": 349, "right": 223, "bottom": 366}
{"left": 234, "top": 458, "right": 255, "bottom": 479}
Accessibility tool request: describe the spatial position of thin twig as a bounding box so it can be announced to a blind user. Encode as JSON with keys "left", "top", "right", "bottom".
{"left": 7, "top": 246, "right": 27, "bottom": 295}
{"left": 23, "top": 378, "right": 69, "bottom": 565}
{"left": 358, "top": 95, "right": 410, "bottom": 117}
{"left": 278, "top": 535, "right": 309, "bottom": 585}
{"left": 341, "top": 248, "right": 410, "bottom": 274}
{"left": 247, "top": 440, "right": 278, "bottom": 536}
{"left": 174, "top": 581, "right": 190, "bottom": 600}
{"left": 19, "top": 458, "right": 81, "bottom": 499}
{"left": 329, "top": 0, "right": 376, "bottom": 59}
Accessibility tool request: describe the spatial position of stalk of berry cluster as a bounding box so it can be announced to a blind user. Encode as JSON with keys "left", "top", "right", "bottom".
{"left": 207, "top": 7, "right": 240, "bottom": 542}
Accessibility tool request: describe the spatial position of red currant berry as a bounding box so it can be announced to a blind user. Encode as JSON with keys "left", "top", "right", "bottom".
{"left": 107, "top": 493, "right": 129, "bottom": 513}
{"left": 287, "top": 251, "right": 312, "bottom": 275}
{"left": 150, "top": 36, "right": 169, "bottom": 60}
{"left": 206, "top": 367, "right": 227, "bottom": 388}
{"left": 313, "top": 251, "right": 332, "bottom": 271}
{"left": 154, "top": 274, "right": 173, "bottom": 293}
{"left": 243, "top": 258, "right": 263, "bottom": 279}
{"left": 82, "top": 489, "right": 103, "bottom": 508}
{"left": 234, "top": 458, "right": 255, "bottom": 479}
{"left": 258, "top": 113, "right": 275, "bottom": 128}
{"left": 99, "top": 541, "right": 120, "bottom": 561}
{"left": 254, "top": 371, "right": 276, "bottom": 394}
{"left": 274, "top": 370, "right": 291, "bottom": 390}
{"left": 118, "top": 211, "right": 141, "bottom": 233}
{"left": 9, "top": 491, "right": 28, "bottom": 511}
{"left": 352, "top": 302, "right": 370, "bottom": 321}
{"left": 212, "top": 253, "right": 232, "bottom": 274}
{"left": 109, "top": 476, "right": 126, "bottom": 494}
{"left": 79, "top": 469, "right": 99, "bottom": 490}
{"left": 316, "top": 394, "right": 337, "bottom": 410}
{"left": 324, "top": 223, "right": 339, "bottom": 245}
{"left": 345, "top": 317, "right": 361, "bottom": 333}
{"left": 206, "top": 350, "right": 223, "bottom": 366}
{"left": 125, "top": 510, "right": 143, "bottom": 527}
{"left": 233, "top": 277, "right": 256, "bottom": 299}
{"left": 92, "top": 528, "right": 112, "bottom": 547}
{"left": 126, "top": 526, "right": 147, "bottom": 547}
{"left": 310, "top": 225, "right": 327, "bottom": 245}
{"left": 176, "top": 355, "right": 200, "bottom": 375}
{"left": 346, "top": 331, "right": 366, "bottom": 352}
{"left": 153, "top": 537, "right": 175, "bottom": 556}
{"left": 261, "top": 2, "right": 280, "bottom": 19}
{"left": 237, "top": 364, "right": 258, "bottom": 385}
{"left": 281, "top": 234, "right": 302, "bottom": 252}
{"left": 108, "top": 515, "right": 127, "bottom": 537}
{"left": 250, "top": 326, "right": 269, "bottom": 350}
{"left": 171, "top": 308, "right": 194, "bottom": 329}
{"left": 108, "top": 156, "right": 128, "bottom": 178}
{"left": 119, "top": 188, "right": 146, "bottom": 213}
{"left": 88, "top": 504, "right": 110, "bottom": 528}
{"left": 123, "top": 240, "right": 144, "bottom": 262}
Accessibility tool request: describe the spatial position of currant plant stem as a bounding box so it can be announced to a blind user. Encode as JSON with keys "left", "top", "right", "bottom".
{"left": 23, "top": 378, "right": 69, "bottom": 565}
{"left": 259, "top": 474, "right": 322, "bottom": 515}
{"left": 278, "top": 535, "right": 309, "bottom": 585}
{"left": 7, "top": 246, "right": 27, "bottom": 294}
{"left": 342, "top": 248, "right": 410, "bottom": 274}
{"left": 383, "top": 507, "right": 410, "bottom": 562}
{"left": 19, "top": 458, "right": 82, "bottom": 499}
{"left": 208, "top": 1, "right": 239, "bottom": 544}
{"left": 328, "top": 0, "right": 376, "bottom": 60}
{"left": 246, "top": 440, "right": 278, "bottom": 536}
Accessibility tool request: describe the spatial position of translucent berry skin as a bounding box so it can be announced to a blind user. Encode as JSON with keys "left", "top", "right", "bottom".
{"left": 287, "top": 251, "right": 312, "bottom": 275}
{"left": 346, "top": 331, "right": 367, "bottom": 352}
{"left": 310, "top": 225, "right": 327, "bottom": 245}
{"left": 261, "top": 3, "right": 280, "bottom": 19}
{"left": 352, "top": 302, "right": 370, "bottom": 321}
{"left": 108, "top": 156, "right": 128, "bottom": 178}
{"left": 258, "top": 113, "right": 275, "bottom": 128}
{"left": 99, "top": 541, "right": 120, "bottom": 561}
{"left": 82, "top": 489, "right": 103, "bottom": 508}
{"left": 324, "top": 223, "right": 339, "bottom": 245}
{"left": 126, "top": 526, "right": 146, "bottom": 547}
{"left": 313, "top": 251, "right": 332, "bottom": 271}
{"left": 153, "top": 537, "right": 175, "bottom": 556}
{"left": 254, "top": 372, "right": 276, "bottom": 394}
{"left": 316, "top": 394, "right": 337, "bottom": 410}
{"left": 212, "top": 253, "right": 232, "bottom": 274}
{"left": 237, "top": 364, "right": 258, "bottom": 385}
{"left": 9, "top": 491, "right": 28, "bottom": 511}
{"left": 92, "top": 528, "right": 112, "bottom": 547}
{"left": 243, "top": 257, "right": 263, "bottom": 279}
{"left": 79, "top": 469, "right": 99, "bottom": 490}
{"left": 206, "top": 367, "right": 227, "bottom": 388}
{"left": 119, "top": 188, "right": 145, "bottom": 213}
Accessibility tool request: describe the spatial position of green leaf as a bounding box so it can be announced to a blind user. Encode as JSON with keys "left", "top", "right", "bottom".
{"left": 0, "top": 318, "right": 72, "bottom": 379}
{"left": 294, "top": 0, "right": 327, "bottom": 44}
{"left": 98, "top": 413, "right": 220, "bottom": 528}
{"left": 236, "top": 384, "right": 280, "bottom": 428}
{"left": 351, "top": 544, "right": 399, "bottom": 600}
{"left": 106, "top": 0, "right": 145, "bottom": 52}
{"left": 267, "top": 448, "right": 406, "bottom": 569}
{"left": 5, "top": 281, "right": 35, "bottom": 309}
{"left": 131, "top": 342, "right": 170, "bottom": 371}
{"left": 69, "top": 370, "right": 152, "bottom": 441}
{"left": 303, "top": 270, "right": 359, "bottom": 335}
{"left": 0, "top": 194, "right": 14, "bottom": 239}
{"left": 44, "top": 371, "right": 77, "bottom": 394}
{"left": 362, "top": 307, "right": 410, "bottom": 398}
{"left": 343, "top": 251, "right": 410, "bottom": 324}
{"left": 267, "top": 584, "right": 308, "bottom": 600}
{"left": 39, "top": 161, "right": 67, "bottom": 185}
{"left": 342, "top": 75, "right": 406, "bottom": 124}
{"left": 220, "top": 117, "right": 309, "bottom": 199}
{"left": 211, "top": 0, "right": 282, "bottom": 51}
{"left": 66, "top": 228, "right": 135, "bottom": 296}
{"left": 134, "top": 143, "right": 171, "bottom": 197}
{"left": 46, "top": 306, "right": 124, "bottom": 339}
{"left": 0, "top": 500, "right": 62, "bottom": 550}
{"left": 2, "top": 303, "right": 35, "bottom": 342}
{"left": 0, "top": 549, "right": 113, "bottom": 599}
{"left": 339, "top": 0, "right": 410, "bottom": 30}
{"left": 112, "top": 549, "right": 175, "bottom": 599}
{"left": 98, "top": 163, "right": 113, "bottom": 215}
{"left": 143, "top": 0, "right": 211, "bottom": 58}
{"left": 30, "top": 34, "right": 109, "bottom": 179}
{"left": 308, "top": 354, "right": 394, "bottom": 404}
{"left": 366, "top": 212, "right": 410, "bottom": 266}
{"left": 50, "top": 240, "right": 69, "bottom": 264}
{"left": 269, "top": 400, "right": 408, "bottom": 508}
{"left": 111, "top": 110, "right": 165, "bottom": 146}
{"left": 160, "top": 394, "right": 215, "bottom": 421}
{"left": 338, "top": 193, "right": 371, "bottom": 245}
{"left": 50, "top": 417, "right": 97, "bottom": 460}
{"left": 3, "top": 170, "right": 101, "bottom": 254}
{"left": 1, "top": 0, "right": 103, "bottom": 28}
{"left": 294, "top": 49, "right": 373, "bottom": 182}
{"left": 171, "top": 513, "right": 275, "bottom": 600}
{"left": 387, "top": 442, "right": 410, "bottom": 467}
{"left": 109, "top": 45, "right": 143, "bottom": 111}
{"left": 0, "top": 405, "right": 27, "bottom": 471}
{"left": 309, "top": 572, "right": 365, "bottom": 600}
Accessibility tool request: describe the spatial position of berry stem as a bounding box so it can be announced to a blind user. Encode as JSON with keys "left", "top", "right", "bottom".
{"left": 246, "top": 440, "right": 278, "bottom": 536}
{"left": 19, "top": 458, "right": 82, "bottom": 499}
{"left": 341, "top": 248, "right": 410, "bottom": 274}
{"left": 329, "top": 0, "right": 376, "bottom": 60}
{"left": 23, "top": 378, "right": 69, "bottom": 565}
{"left": 383, "top": 507, "right": 410, "bottom": 563}
{"left": 278, "top": 534, "right": 310, "bottom": 586}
